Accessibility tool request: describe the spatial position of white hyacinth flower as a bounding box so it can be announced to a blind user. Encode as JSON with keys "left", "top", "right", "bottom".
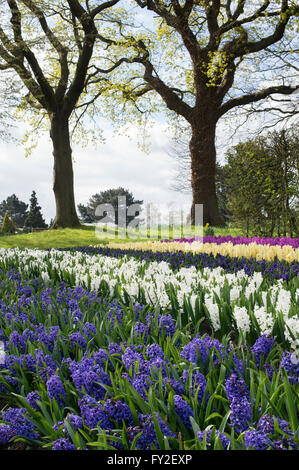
{"left": 233, "top": 306, "right": 251, "bottom": 333}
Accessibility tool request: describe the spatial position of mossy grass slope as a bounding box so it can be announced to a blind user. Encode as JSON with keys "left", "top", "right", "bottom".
{"left": 0, "top": 224, "right": 243, "bottom": 250}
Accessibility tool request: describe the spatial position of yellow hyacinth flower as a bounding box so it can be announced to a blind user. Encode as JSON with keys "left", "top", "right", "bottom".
{"left": 103, "top": 240, "right": 299, "bottom": 262}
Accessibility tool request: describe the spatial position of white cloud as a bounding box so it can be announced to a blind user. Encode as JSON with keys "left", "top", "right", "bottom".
{"left": 0, "top": 122, "right": 191, "bottom": 223}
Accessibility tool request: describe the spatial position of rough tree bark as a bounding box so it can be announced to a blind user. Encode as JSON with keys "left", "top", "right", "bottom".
{"left": 50, "top": 113, "right": 80, "bottom": 228}
{"left": 189, "top": 93, "right": 225, "bottom": 225}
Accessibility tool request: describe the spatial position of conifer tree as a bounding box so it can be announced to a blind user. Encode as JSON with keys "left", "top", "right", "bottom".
{"left": 24, "top": 191, "right": 47, "bottom": 229}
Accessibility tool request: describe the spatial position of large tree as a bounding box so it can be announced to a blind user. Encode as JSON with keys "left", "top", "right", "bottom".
{"left": 127, "top": 0, "right": 299, "bottom": 225}
{"left": 0, "top": 0, "right": 141, "bottom": 227}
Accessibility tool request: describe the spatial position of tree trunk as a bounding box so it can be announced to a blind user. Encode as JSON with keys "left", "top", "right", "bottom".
{"left": 50, "top": 113, "right": 81, "bottom": 228}
{"left": 189, "top": 119, "right": 225, "bottom": 226}
{"left": 269, "top": 216, "right": 275, "bottom": 237}
{"left": 277, "top": 217, "right": 281, "bottom": 237}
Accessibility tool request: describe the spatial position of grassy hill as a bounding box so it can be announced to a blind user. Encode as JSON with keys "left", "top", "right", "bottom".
{"left": 0, "top": 224, "right": 242, "bottom": 250}
{"left": 0, "top": 226, "right": 106, "bottom": 249}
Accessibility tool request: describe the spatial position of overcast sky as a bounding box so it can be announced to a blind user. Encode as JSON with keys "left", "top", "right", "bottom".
{"left": 0, "top": 119, "right": 194, "bottom": 224}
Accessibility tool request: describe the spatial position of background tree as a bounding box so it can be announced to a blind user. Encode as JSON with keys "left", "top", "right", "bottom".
{"left": 215, "top": 163, "right": 230, "bottom": 224}
{"left": 0, "top": 193, "right": 28, "bottom": 227}
{"left": 121, "top": 0, "right": 299, "bottom": 225}
{"left": 78, "top": 188, "right": 143, "bottom": 227}
{"left": 226, "top": 126, "right": 298, "bottom": 237}
{"left": 77, "top": 203, "right": 94, "bottom": 224}
{"left": 24, "top": 190, "right": 47, "bottom": 228}
{"left": 267, "top": 126, "right": 298, "bottom": 236}
{"left": 0, "top": 0, "right": 143, "bottom": 228}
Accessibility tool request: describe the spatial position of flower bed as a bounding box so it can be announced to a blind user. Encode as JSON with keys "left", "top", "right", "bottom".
{"left": 0, "top": 248, "right": 298, "bottom": 451}
{"left": 65, "top": 245, "right": 299, "bottom": 282}
{"left": 162, "top": 236, "right": 299, "bottom": 248}
{"left": 0, "top": 248, "right": 298, "bottom": 348}
{"left": 106, "top": 240, "right": 299, "bottom": 263}
{"left": 108, "top": 241, "right": 299, "bottom": 263}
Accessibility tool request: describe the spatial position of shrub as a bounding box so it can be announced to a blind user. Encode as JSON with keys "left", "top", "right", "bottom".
{"left": 1, "top": 213, "right": 17, "bottom": 234}
{"left": 204, "top": 223, "right": 215, "bottom": 236}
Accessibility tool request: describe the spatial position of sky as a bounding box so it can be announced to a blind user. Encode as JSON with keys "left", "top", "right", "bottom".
{"left": 0, "top": 119, "right": 193, "bottom": 224}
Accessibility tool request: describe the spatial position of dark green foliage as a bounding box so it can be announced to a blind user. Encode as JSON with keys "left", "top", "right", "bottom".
{"left": 77, "top": 204, "right": 94, "bottom": 224}
{"left": 225, "top": 126, "right": 299, "bottom": 237}
{"left": 215, "top": 164, "right": 231, "bottom": 224}
{"left": 0, "top": 194, "right": 28, "bottom": 227}
{"left": 24, "top": 191, "right": 47, "bottom": 229}
{"left": 203, "top": 225, "right": 215, "bottom": 236}
{"left": 78, "top": 187, "right": 144, "bottom": 227}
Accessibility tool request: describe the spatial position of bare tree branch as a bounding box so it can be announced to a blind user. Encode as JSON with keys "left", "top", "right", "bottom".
{"left": 219, "top": 85, "right": 299, "bottom": 117}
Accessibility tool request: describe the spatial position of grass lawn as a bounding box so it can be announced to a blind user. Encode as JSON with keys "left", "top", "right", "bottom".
{"left": 0, "top": 224, "right": 243, "bottom": 250}
{"left": 0, "top": 226, "right": 104, "bottom": 249}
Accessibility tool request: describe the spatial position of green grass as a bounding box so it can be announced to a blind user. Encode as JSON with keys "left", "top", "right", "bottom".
{"left": 0, "top": 226, "right": 101, "bottom": 249}
{"left": 0, "top": 224, "right": 242, "bottom": 250}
